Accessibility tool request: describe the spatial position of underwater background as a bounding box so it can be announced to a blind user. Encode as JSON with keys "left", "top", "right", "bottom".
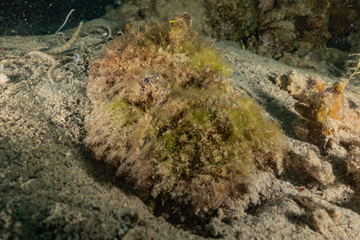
{"left": 1, "top": 0, "right": 360, "bottom": 239}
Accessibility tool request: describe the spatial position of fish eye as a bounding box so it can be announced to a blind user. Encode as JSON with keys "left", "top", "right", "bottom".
{"left": 144, "top": 78, "right": 150, "bottom": 83}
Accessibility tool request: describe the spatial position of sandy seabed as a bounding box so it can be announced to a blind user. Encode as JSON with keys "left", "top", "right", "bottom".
{"left": 1, "top": 30, "right": 360, "bottom": 239}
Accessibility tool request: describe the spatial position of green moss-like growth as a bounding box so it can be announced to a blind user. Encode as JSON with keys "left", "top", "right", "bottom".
{"left": 108, "top": 98, "right": 145, "bottom": 128}
{"left": 85, "top": 14, "right": 285, "bottom": 219}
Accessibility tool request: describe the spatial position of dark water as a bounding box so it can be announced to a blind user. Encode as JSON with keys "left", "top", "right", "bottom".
{"left": 0, "top": 0, "right": 113, "bottom": 35}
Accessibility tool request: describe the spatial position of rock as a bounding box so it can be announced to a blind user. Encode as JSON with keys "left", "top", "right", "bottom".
{"left": 347, "top": 143, "right": 360, "bottom": 187}
{"left": 276, "top": 70, "right": 306, "bottom": 97}
{"left": 289, "top": 149, "right": 335, "bottom": 186}
{"left": 0, "top": 73, "right": 10, "bottom": 84}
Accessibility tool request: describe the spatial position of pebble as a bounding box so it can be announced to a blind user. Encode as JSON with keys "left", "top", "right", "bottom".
{"left": 0, "top": 73, "right": 10, "bottom": 84}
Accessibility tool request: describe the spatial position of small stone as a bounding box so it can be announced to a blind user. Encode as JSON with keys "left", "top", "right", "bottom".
{"left": 290, "top": 149, "right": 335, "bottom": 186}
{"left": 0, "top": 73, "right": 10, "bottom": 84}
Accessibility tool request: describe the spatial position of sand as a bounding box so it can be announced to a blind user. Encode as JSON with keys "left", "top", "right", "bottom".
{"left": 1, "top": 28, "right": 360, "bottom": 239}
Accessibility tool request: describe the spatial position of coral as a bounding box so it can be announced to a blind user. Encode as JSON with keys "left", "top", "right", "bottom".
{"left": 328, "top": 1, "right": 360, "bottom": 37}
{"left": 103, "top": 0, "right": 258, "bottom": 41}
{"left": 84, "top": 14, "right": 286, "bottom": 219}
{"left": 279, "top": 66, "right": 360, "bottom": 149}
{"left": 209, "top": 0, "right": 258, "bottom": 40}
{"left": 103, "top": 0, "right": 149, "bottom": 23}
{"left": 283, "top": 58, "right": 360, "bottom": 189}
{"left": 248, "top": 0, "right": 332, "bottom": 69}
